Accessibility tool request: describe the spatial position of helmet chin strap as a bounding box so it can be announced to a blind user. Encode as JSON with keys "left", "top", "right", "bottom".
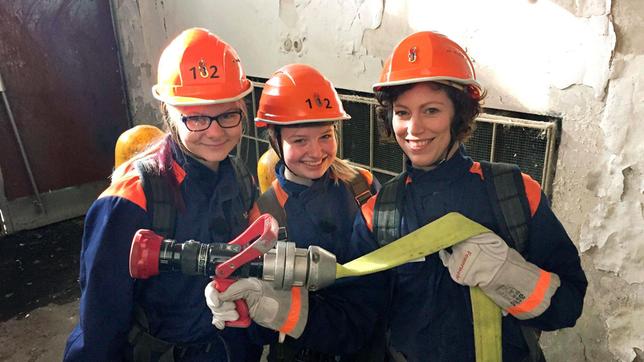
{"left": 436, "top": 132, "right": 457, "bottom": 167}
{"left": 272, "top": 127, "right": 313, "bottom": 184}
{"left": 417, "top": 129, "right": 458, "bottom": 170}
{"left": 284, "top": 167, "right": 314, "bottom": 186}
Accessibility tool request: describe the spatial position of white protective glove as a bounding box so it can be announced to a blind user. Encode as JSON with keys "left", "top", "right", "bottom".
{"left": 439, "top": 233, "right": 561, "bottom": 320}
{"left": 218, "top": 278, "right": 309, "bottom": 338}
{"left": 204, "top": 282, "right": 240, "bottom": 330}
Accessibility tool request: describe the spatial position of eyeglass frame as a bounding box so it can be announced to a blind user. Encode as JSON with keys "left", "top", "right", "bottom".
{"left": 180, "top": 110, "right": 244, "bottom": 132}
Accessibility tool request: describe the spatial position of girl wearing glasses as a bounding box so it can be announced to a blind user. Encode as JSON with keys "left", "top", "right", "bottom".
{"left": 64, "top": 28, "right": 261, "bottom": 361}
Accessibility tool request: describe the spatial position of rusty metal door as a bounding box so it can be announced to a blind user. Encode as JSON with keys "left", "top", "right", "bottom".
{"left": 0, "top": 1, "right": 130, "bottom": 234}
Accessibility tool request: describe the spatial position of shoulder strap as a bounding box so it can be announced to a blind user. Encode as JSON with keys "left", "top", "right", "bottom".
{"left": 229, "top": 155, "right": 256, "bottom": 213}
{"left": 480, "top": 161, "right": 531, "bottom": 253}
{"left": 372, "top": 172, "right": 406, "bottom": 247}
{"left": 346, "top": 167, "right": 373, "bottom": 206}
{"left": 480, "top": 161, "right": 544, "bottom": 362}
{"left": 256, "top": 185, "right": 288, "bottom": 227}
{"left": 136, "top": 159, "right": 176, "bottom": 239}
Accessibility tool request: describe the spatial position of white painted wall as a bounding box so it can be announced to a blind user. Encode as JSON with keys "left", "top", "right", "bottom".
{"left": 111, "top": 0, "right": 644, "bottom": 360}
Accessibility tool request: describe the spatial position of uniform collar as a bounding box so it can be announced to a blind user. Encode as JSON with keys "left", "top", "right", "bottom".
{"left": 284, "top": 167, "right": 314, "bottom": 187}
{"left": 406, "top": 144, "right": 473, "bottom": 182}
{"left": 170, "top": 139, "right": 237, "bottom": 199}
{"left": 275, "top": 162, "right": 331, "bottom": 197}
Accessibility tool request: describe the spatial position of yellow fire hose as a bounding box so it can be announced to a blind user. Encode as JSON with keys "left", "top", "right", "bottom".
{"left": 336, "top": 212, "right": 502, "bottom": 361}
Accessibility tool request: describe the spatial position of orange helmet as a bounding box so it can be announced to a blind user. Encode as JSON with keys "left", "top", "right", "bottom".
{"left": 373, "top": 31, "right": 483, "bottom": 99}
{"left": 255, "top": 64, "right": 350, "bottom": 127}
{"left": 152, "top": 28, "right": 252, "bottom": 106}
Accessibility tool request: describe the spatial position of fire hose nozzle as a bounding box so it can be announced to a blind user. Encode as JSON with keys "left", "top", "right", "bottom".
{"left": 262, "top": 241, "right": 337, "bottom": 291}
{"left": 129, "top": 214, "right": 338, "bottom": 292}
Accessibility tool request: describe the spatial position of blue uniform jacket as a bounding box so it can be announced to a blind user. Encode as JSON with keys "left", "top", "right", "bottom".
{"left": 64, "top": 141, "right": 261, "bottom": 361}
{"left": 354, "top": 146, "right": 587, "bottom": 361}
{"left": 250, "top": 162, "right": 388, "bottom": 355}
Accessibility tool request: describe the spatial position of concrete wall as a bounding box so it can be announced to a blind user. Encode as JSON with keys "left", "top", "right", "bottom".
{"left": 110, "top": 1, "right": 644, "bottom": 360}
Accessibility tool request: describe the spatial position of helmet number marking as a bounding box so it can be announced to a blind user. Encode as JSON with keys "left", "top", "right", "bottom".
{"left": 305, "top": 98, "right": 332, "bottom": 109}
{"left": 189, "top": 65, "right": 220, "bottom": 79}
{"left": 408, "top": 47, "right": 417, "bottom": 63}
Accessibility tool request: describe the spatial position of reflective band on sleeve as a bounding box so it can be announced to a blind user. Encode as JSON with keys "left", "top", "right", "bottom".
{"left": 278, "top": 287, "right": 302, "bottom": 334}
{"left": 100, "top": 173, "right": 147, "bottom": 210}
{"left": 507, "top": 270, "right": 552, "bottom": 316}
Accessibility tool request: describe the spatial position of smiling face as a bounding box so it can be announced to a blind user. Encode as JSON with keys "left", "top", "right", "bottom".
{"left": 280, "top": 124, "right": 337, "bottom": 180}
{"left": 166, "top": 102, "right": 243, "bottom": 171}
{"left": 392, "top": 82, "right": 455, "bottom": 168}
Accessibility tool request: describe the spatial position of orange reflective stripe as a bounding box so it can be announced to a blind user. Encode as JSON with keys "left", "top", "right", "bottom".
{"left": 100, "top": 173, "right": 147, "bottom": 211}
{"left": 361, "top": 195, "right": 377, "bottom": 232}
{"left": 100, "top": 159, "right": 187, "bottom": 212}
{"left": 272, "top": 180, "right": 289, "bottom": 207}
{"left": 507, "top": 270, "right": 552, "bottom": 316}
{"left": 278, "top": 287, "right": 302, "bottom": 334}
{"left": 172, "top": 160, "right": 187, "bottom": 183}
{"left": 470, "top": 161, "right": 484, "bottom": 179}
{"left": 521, "top": 173, "right": 541, "bottom": 217}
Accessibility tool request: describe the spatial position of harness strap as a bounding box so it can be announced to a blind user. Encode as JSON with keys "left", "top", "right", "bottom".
{"left": 229, "top": 156, "right": 255, "bottom": 214}
{"left": 372, "top": 172, "right": 406, "bottom": 246}
{"left": 256, "top": 186, "right": 288, "bottom": 227}
{"left": 127, "top": 322, "right": 176, "bottom": 362}
{"left": 127, "top": 306, "right": 217, "bottom": 362}
{"left": 481, "top": 161, "right": 530, "bottom": 253}
{"left": 136, "top": 159, "right": 176, "bottom": 238}
{"left": 127, "top": 305, "right": 174, "bottom": 362}
{"left": 482, "top": 162, "right": 544, "bottom": 362}
{"left": 346, "top": 168, "right": 373, "bottom": 206}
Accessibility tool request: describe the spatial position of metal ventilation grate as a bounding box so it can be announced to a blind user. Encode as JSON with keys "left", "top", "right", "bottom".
{"left": 465, "top": 114, "right": 557, "bottom": 195}
{"left": 239, "top": 80, "right": 558, "bottom": 196}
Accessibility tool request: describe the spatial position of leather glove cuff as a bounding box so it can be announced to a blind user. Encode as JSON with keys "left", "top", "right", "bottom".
{"left": 481, "top": 249, "right": 561, "bottom": 320}
{"left": 274, "top": 287, "right": 308, "bottom": 338}
{"left": 219, "top": 278, "right": 309, "bottom": 339}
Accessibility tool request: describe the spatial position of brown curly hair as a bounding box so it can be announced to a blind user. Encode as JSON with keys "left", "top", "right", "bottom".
{"left": 374, "top": 81, "right": 484, "bottom": 143}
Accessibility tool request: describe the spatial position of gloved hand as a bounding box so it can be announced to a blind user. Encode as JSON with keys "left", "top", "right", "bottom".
{"left": 439, "top": 233, "right": 561, "bottom": 319}
{"left": 204, "top": 282, "right": 240, "bottom": 330}
{"left": 218, "top": 278, "right": 309, "bottom": 338}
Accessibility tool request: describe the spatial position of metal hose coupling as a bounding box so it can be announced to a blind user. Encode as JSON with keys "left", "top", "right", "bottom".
{"left": 262, "top": 241, "right": 337, "bottom": 291}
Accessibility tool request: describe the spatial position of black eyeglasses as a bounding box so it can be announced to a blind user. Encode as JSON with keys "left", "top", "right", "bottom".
{"left": 181, "top": 110, "right": 243, "bottom": 131}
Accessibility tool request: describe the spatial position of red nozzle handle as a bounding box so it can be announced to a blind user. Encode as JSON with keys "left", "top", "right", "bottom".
{"left": 129, "top": 229, "right": 164, "bottom": 279}
{"left": 214, "top": 278, "right": 251, "bottom": 328}
{"left": 215, "top": 214, "right": 279, "bottom": 280}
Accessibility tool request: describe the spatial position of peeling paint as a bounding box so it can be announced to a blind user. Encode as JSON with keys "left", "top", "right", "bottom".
{"left": 357, "top": 0, "right": 383, "bottom": 30}
{"left": 279, "top": 0, "right": 297, "bottom": 28}
{"left": 606, "top": 298, "right": 644, "bottom": 361}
